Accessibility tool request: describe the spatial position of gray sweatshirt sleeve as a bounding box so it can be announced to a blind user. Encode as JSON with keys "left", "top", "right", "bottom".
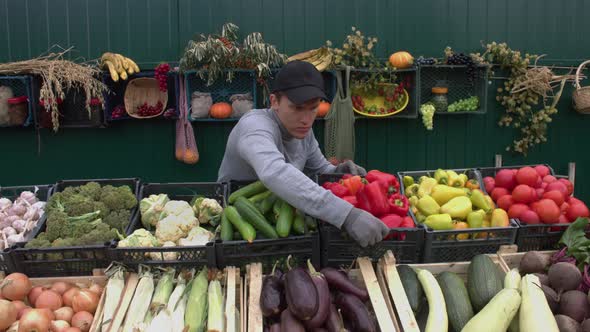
{"left": 304, "top": 134, "right": 337, "bottom": 175}
{"left": 237, "top": 129, "right": 353, "bottom": 228}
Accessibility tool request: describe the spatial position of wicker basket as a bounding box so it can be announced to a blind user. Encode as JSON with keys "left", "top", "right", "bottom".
{"left": 573, "top": 60, "right": 590, "bottom": 114}
{"left": 124, "top": 77, "right": 168, "bottom": 119}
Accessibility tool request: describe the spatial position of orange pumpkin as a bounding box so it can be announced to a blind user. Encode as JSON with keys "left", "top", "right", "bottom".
{"left": 389, "top": 51, "right": 414, "bottom": 69}
{"left": 209, "top": 102, "right": 232, "bottom": 119}
{"left": 317, "top": 101, "right": 331, "bottom": 117}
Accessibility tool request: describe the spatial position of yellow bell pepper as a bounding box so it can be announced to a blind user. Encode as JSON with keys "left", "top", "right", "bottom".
{"left": 440, "top": 196, "right": 473, "bottom": 220}
{"left": 417, "top": 195, "right": 440, "bottom": 216}
{"left": 469, "top": 189, "right": 492, "bottom": 213}
{"left": 434, "top": 169, "right": 449, "bottom": 185}
{"left": 430, "top": 185, "right": 467, "bottom": 206}
{"left": 417, "top": 177, "right": 438, "bottom": 198}
{"left": 453, "top": 221, "right": 470, "bottom": 240}
{"left": 491, "top": 208, "right": 510, "bottom": 228}
{"left": 424, "top": 214, "right": 453, "bottom": 230}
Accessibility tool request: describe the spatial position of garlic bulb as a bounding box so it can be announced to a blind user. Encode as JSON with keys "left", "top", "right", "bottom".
{"left": 6, "top": 233, "right": 24, "bottom": 246}
{"left": 0, "top": 197, "right": 11, "bottom": 210}
{"left": 3, "top": 226, "right": 16, "bottom": 237}
{"left": 12, "top": 219, "right": 27, "bottom": 233}
{"left": 19, "top": 191, "right": 38, "bottom": 205}
{"left": 23, "top": 207, "right": 40, "bottom": 222}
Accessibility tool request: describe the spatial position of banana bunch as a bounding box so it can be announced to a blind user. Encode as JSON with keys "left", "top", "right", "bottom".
{"left": 100, "top": 52, "right": 140, "bottom": 82}
{"left": 287, "top": 47, "right": 332, "bottom": 72}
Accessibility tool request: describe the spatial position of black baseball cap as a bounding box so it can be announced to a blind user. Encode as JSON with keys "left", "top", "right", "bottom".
{"left": 272, "top": 60, "right": 326, "bottom": 105}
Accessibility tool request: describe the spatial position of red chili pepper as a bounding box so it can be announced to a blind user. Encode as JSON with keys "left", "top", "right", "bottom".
{"left": 322, "top": 182, "right": 334, "bottom": 190}
{"left": 365, "top": 170, "right": 400, "bottom": 195}
{"left": 388, "top": 194, "right": 409, "bottom": 217}
{"left": 379, "top": 214, "right": 403, "bottom": 240}
{"left": 341, "top": 195, "right": 358, "bottom": 207}
{"left": 329, "top": 183, "right": 350, "bottom": 198}
{"left": 356, "top": 181, "right": 390, "bottom": 217}
{"left": 341, "top": 175, "right": 365, "bottom": 195}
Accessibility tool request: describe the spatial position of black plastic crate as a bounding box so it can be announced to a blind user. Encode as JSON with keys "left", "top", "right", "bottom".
{"left": 0, "top": 249, "right": 16, "bottom": 273}
{"left": 185, "top": 69, "right": 257, "bottom": 121}
{"left": 418, "top": 64, "right": 488, "bottom": 114}
{"left": 0, "top": 75, "right": 34, "bottom": 127}
{"left": 513, "top": 222, "right": 576, "bottom": 252}
{"left": 316, "top": 173, "right": 423, "bottom": 267}
{"left": 103, "top": 71, "right": 179, "bottom": 121}
{"left": 0, "top": 184, "right": 53, "bottom": 244}
{"left": 111, "top": 182, "right": 224, "bottom": 268}
{"left": 398, "top": 168, "right": 483, "bottom": 194}
{"left": 218, "top": 180, "right": 321, "bottom": 270}
{"left": 422, "top": 219, "right": 519, "bottom": 263}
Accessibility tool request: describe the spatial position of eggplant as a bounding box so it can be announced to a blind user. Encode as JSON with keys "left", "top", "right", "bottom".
{"left": 260, "top": 274, "right": 286, "bottom": 318}
{"left": 285, "top": 267, "right": 319, "bottom": 321}
{"left": 280, "top": 309, "right": 306, "bottom": 332}
{"left": 335, "top": 292, "right": 376, "bottom": 332}
{"left": 325, "top": 302, "right": 345, "bottom": 332}
{"left": 304, "top": 260, "right": 331, "bottom": 328}
{"left": 269, "top": 323, "right": 281, "bottom": 332}
{"left": 321, "top": 267, "right": 370, "bottom": 302}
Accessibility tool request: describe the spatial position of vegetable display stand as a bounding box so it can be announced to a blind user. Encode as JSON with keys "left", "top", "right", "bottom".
{"left": 185, "top": 69, "right": 257, "bottom": 121}
{"left": 418, "top": 64, "right": 488, "bottom": 114}
{"left": 112, "top": 182, "right": 224, "bottom": 268}
{"left": 245, "top": 258, "right": 397, "bottom": 332}
{"left": 218, "top": 181, "right": 321, "bottom": 270}
{"left": 103, "top": 71, "right": 179, "bottom": 121}
{"left": 0, "top": 75, "right": 34, "bottom": 127}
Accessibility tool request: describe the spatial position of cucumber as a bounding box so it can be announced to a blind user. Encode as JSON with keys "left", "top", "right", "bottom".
{"left": 220, "top": 210, "right": 234, "bottom": 241}
{"left": 461, "top": 289, "right": 521, "bottom": 332}
{"left": 416, "top": 268, "right": 447, "bottom": 332}
{"left": 234, "top": 196, "right": 279, "bottom": 239}
{"left": 467, "top": 255, "right": 503, "bottom": 311}
{"left": 249, "top": 190, "right": 272, "bottom": 203}
{"left": 260, "top": 193, "right": 278, "bottom": 215}
{"left": 304, "top": 215, "right": 317, "bottom": 232}
{"left": 229, "top": 181, "right": 267, "bottom": 204}
{"left": 273, "top": 198, "right": 284, "bottom": 217}
{"left": 292, "top": 210, "right": 306, "bottom": 235}
{"left": 397, "top": 265, "right": 424, "bottom": 314}
{"left": 276, "top": 202, "right": 295, "bottom": 237}
{"left": 224, "top": 206, "right": 256, "bottom": 242}
{"left": 437, "top": 271, "right": 474, "bottom": 332}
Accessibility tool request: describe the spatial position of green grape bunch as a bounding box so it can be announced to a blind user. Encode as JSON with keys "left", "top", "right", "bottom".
{"left": 448, "top": 96, "right": 479, "bottom": 112}
{"left": 420, "top": 103, "right": 436, "bottom": 130}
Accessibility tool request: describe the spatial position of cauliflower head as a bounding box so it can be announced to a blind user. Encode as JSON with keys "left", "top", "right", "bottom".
{"left": 192, "top": 198, "right": 223, "bottom": 226}
{"left": 155, "top": 214, "right": 197, "bottom": 243}
{"left": 140, "top": 194, "right": 170, "bottom": 229}
{"left": 118, "top": 229, "right": 161, "bottom": 247}
{"left": 177, "top": 226, "right": 215, "bottom": 247}
{"left": 149, "top": 241, "right": 178, "bottom": 261}
{"left": 161, "top": 200, "right": 197, "bottom": 223}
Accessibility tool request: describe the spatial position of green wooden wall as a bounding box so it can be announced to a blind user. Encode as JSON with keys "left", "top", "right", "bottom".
{"left": 1, "top": 0, "right": 589, "bottom": 199}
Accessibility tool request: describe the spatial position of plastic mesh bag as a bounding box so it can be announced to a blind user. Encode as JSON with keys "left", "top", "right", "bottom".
{"left": 230, "top": 92, "right": 253, "bottom": 118}
{"left": 176, "top": 76, "right": 199, "bottom": 164}
{"left": 190, "top": 91, "right": 212, "bottom": 119}
{"left": 324, "top": 67, "right": 355, "bottom": 163}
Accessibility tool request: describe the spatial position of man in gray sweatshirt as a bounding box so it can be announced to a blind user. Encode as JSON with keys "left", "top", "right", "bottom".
{"left": 218, "top": 61, "right": 389, "bottom": 247}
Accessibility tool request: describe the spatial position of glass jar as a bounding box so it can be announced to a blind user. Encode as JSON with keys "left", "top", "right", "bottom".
{"left": 7, "top": 96, "right": 28, "bottom": 126}
{"left": 431, "top": 87, "right": 449, "bottom": 112}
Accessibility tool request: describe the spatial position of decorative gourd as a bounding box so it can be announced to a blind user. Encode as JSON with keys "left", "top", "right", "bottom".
{"left": 389, "top": 51, "right": 414, "bottom": 69}
{"left": 209, "top": 102, "right": 232, "bottom": 119}
{"left": 317, "top": 101, "right": 331, "bottom": 117}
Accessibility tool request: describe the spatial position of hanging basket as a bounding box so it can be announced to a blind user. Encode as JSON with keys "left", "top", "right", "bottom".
{"left": 573, "top": 60, "right": 590, "bottom": 114}
{"left": 124, "top": 77, "right": 168, "bottom": 119}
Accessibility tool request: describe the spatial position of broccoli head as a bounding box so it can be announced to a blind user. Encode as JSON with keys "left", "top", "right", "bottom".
{"left": 78, "top": 223, "right": 117, "bottom": 245}
{"left": 103, "top": 209, "right": 131, "bottom": 233}
{"left": 62, "top": 194, "right": 97, "bottom": 216}
{"left": 24, "top": 235, "right": 51, "bottom": 248}
{"left": 77, "top": 182, "right": 102, "bottom": 201}
{"left": 52, "top": 238, "right": 77, "bottom": 248}
{"left": 45, "top": 210, "right": 70, "bottom": 242}
{"left": 100, "top": 185, "right": 138, "bottom": 212}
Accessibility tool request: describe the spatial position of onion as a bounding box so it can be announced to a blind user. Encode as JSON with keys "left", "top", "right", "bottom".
{"left": 7, "top": 320, "right": 19, "bottom": 332}
{"left": 54, "top": 307, "right": 74, "bottom": 323}
{"left": 0, "top": 272, "right": 31, "bottom": 301}
{"left": 17, "top": 306, "right": 31, "bottom": 319}
{"left": 38, "top": 308, "right": 55, "bottom": 321}
{"left": 11, "top": 300, "right": 27, "bottom": 317}
{"left": 50, "top": 282, "right": 74, "bottom": 296}
{"left": 63, "top": 328, "right": 81, "bottom": 332}
{"left": 28, "top": 286, "right": 46, "bottom": 305}
{"left": 71, "top": 311, "right": 93, "bottom": 332}
{"left": 62, "top": 288, "right": 79, "bottom": 307}
{"left": 35, "top": 290, "right": 63, "bottom": 311}
{"left": 72, "top": 290, "right": 98, "bottom": 314}
{"left": 18, "top": 309, "right": 50, "bottom": 332}
{"left": 0, "top": 299, "right": 18, "bottom": 330}
{"left": 88, "top": 283, "right": 103, "bottom": 296}
{"left": 50, "top": 320, "right": 70, "bottom": 332}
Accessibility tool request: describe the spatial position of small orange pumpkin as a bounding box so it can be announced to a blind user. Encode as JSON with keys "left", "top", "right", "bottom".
{"left": 317, "top": 101, "right": 331, "bottom": 117}
{"left": 389, "top": 51, "right": 414, "bottom": 69}
{"left": 209, "top": 102, "right": 232, "bottom": 119}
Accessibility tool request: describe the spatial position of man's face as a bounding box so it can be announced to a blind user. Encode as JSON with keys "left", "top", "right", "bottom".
{"left": 270, "top": 93, "right": 320, "bottom": 139}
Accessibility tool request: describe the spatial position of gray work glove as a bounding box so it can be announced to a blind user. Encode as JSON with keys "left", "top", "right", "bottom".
{"left": 335, "top": 160, "right": 367, "bottom": 176}
{"left": 342, "top": 208, "right": 390, "bottom": 248}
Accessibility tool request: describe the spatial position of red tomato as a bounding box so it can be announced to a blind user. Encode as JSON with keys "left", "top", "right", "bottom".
{"left": 495, "top": 169, "right": 517, "bottom": 190}
{"left": 491, "top": 187, "right": 510, "bottom": 202}
{"left": 534, "top": 165, "right": 551, "bottom": 178}
{"left": 543, "top": 175, "right": 557, "bottom": 183}
{"left": 546, "top": 181, "right": 568, "bottom": 196}
{"left": 542, "top": 190, "right": 565, "bottom": 207}
{"left": 519, "top": 210, "right": 541, "bottom": 224}
{"left": 566, "top": 203, "right": 590, "bottom": 222}
{"left": 568, "top": 197, "right": 584, "bottom": 205}
{"left": 496, "top": 195, "right": 515, "bottom": 211}
{"left": 512, "top": 169, "right": 518, "bottom": 175}
{"left": 534, "top": 177, "right": 543, "bottom": 188}
{"left": 558, "top": 179, "right": 574, "bottom": 196}
{"left": 561, "top": 202, "right": 570, "bottom": 214}
{"left": 536, "top": 199, "right": 561, "bottom": 224}
{"left": 512, "top": 185, "right": 535, "bottom": 204}
{"left": 541, "top": 182, "right": 548, "bottom": 189}
{"left": 516, "top": 167, "right": 539, "bottom": 187}
{"left": 483, "top": 177, "right": 495, "bottom": 194}
{"left": 550, "top": 216, "right": 571, "bottom": 231}
{"left": 535, "top": 188, "right": 545, "bottom": 200}
{"left": 508, "top": 204, "right": 529, "bottom": 219}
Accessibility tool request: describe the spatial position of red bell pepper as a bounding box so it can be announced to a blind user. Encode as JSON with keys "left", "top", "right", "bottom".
{"left": 341, "top": 175, "right": 365, "bottom": 195}
{"left": 341, "top": 195, "right": 358, "bottom": 207}
{"left": 341, "top": 174, "right": 353, "bottom": 180}
{"left": 401, "top": 216, "right": 415, "bottom": 228}
{"left": 329, "top": 183, "right": 349, "bottom": 198}
{"left": 380, "top": 214, "right": 403, "bottom": 240}
{"left": 366, "top": 170, "right": 400, "bottom": 195}
{"left": 322, "top": 182, "right": 334, "bottom": 190}
{"left": 388, "top": 194, "right": 409, "bottom": 217}
{"left": 387, "top": 216, "right": 416, "bottom": 241}
{"left": 356, "top": 181, "right": 390, "bottom": 217}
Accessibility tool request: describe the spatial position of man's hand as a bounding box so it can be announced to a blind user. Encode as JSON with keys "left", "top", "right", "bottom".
{"left": 335, "top": 160, "right": 367, "bottom": 176}
{"left": 342, "top": 208, "right": 390, "bottom": 247}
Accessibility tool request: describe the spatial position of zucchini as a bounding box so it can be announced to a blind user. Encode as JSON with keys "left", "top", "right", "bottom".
{"left": 260, "top": 193, "right": 278, "bottom": 215}
{"left": 467, "top": 255, "right": 503, "bottom": 311}
{"left": 292, "top": 210, "right": 306, "bottom": 235}
{"left": 416, "top": 269, "right": 447, "bottom": 332}
{"left": 397, "top": 265, "right": 424, "bottom": 314}
{"left": 235, "top": 196, "right": 279, "bottom": 239}
{"left": 224, "top": 206, "right": 256, "bottom": 242}
{"left": 437, "top": 271, "right": 473, "bottom": 332}
{"left": 228, "top": 181, "right": 267, "bottom": 204}
{"left": 519, "top": 274, "right": 559, "bottom": 332}
{"left": 504, "top": 268, "right": 521, "bottom": 290}
{"left": 249, "top": 190, "right": 272, "bottom": 203}
{"left": 461, "top": 288, "right": 521, "bottom": 332}
{"left": 276, "top": 202, "right": 295, "bottom": 237}
{"left": 220, "top": 210, "right": 234, "bottom": 241}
